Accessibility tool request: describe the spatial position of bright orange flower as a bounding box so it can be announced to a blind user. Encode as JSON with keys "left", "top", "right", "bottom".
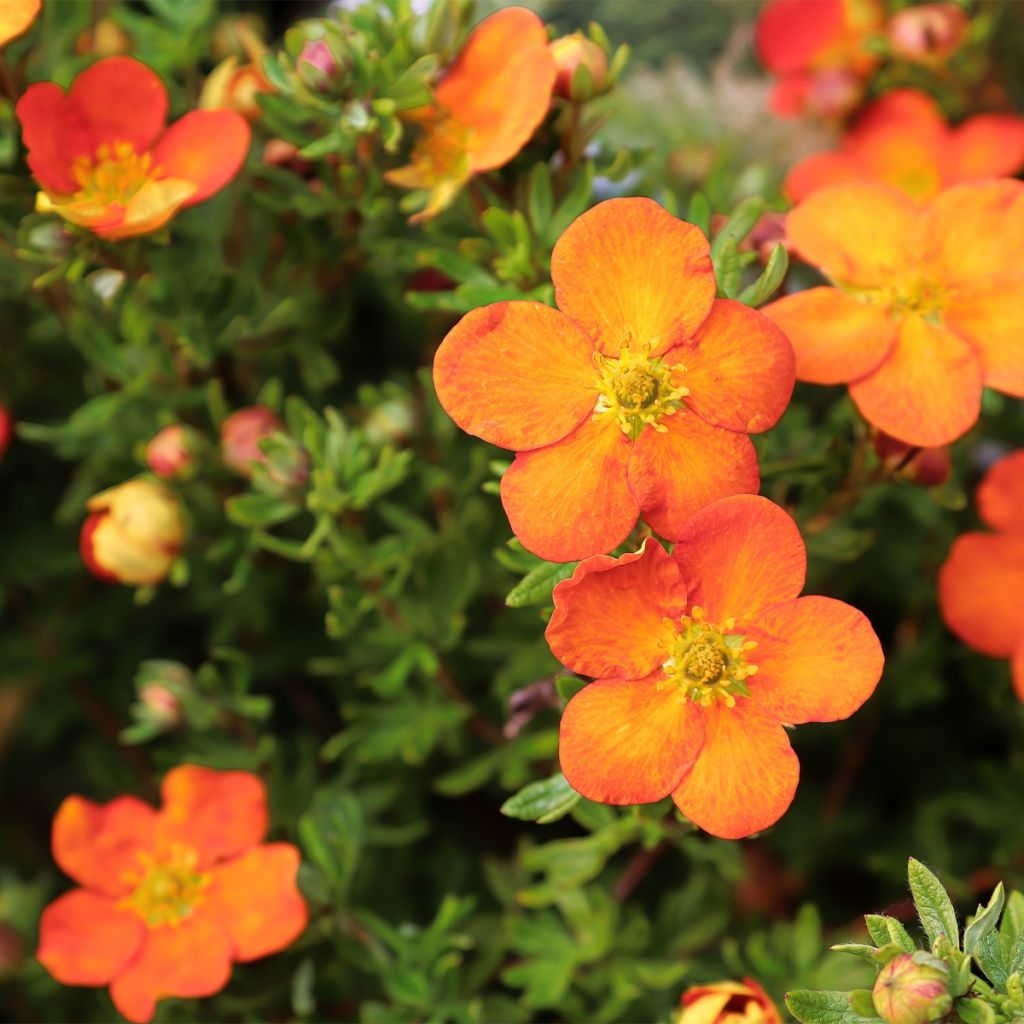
{"left": 16, "top": 56, "right": 250, "bottom": 239}
{"left": 36, "top": 764, "right": 307, "bottom": 1024}
{"left": 385, "top": 6, "right": 555, "bottom": 221}
{"left": 0, "top": 0, "right": 39, "bottom": 47}
{"left": 433, "top": 198, "right": 795, "bottom": 562}
{"left": 80, "top": 479, "right": 185, "bottom": 586}
{"left": 679, "top": 977, "right": 782, "bottom": 1024}
{"left": 939, "top": 451, "right": 1024, "bottom": 700}
{"left": 755, "top": 0, "right": 883, "bottom": 117}
{"left": 546, "top": 495, "right": 883, "bottom": 838}
{"left": 786, "top": 90, "right": 1024, "bottom": 203}
{"left": 763, "top": 179, "right": 1024, "bottom": 447}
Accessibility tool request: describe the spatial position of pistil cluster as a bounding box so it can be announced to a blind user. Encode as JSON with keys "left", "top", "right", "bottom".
{"left": 121, "top": 844, "right": 209, "bottom": 928}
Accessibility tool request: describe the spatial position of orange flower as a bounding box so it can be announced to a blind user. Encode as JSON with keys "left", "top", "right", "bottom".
{"left": 762, "top": 179, "right": 1024, "bottom": 447}
{"left": 939, "top": 451, "right": 1024, "bottom": 700}
{"left": 546, "top": 495, "right": 883, "bottom": 838}
{"left": 755, "top": 0, "right": 883, "bottom": 117}
{"left": 433, "top": 198, "right": 795, "bottom": 562}
{"left": 385, "top": 6, "right": 555, "bottom": 221}
{"left": 36, "top": 764, "right": 307, "bottom": 1024}
{"left": 16, "top": 56, "right": 250, "bottom": 239}
{"left": 80, "top": 479, "right": 184, "bottom": 586}
{"left": 785, "top": 90, "right": 1024, "bottom": 203}
{"left": 0, "top": 0, "right": 39, "bottom": 47}
{"left": 679, "top": 978, "right": 782, "bottom": 1024}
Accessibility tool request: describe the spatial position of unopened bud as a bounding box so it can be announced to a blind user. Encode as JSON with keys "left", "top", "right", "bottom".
{"left": 220, "top": 406, "right": 283, "bottom": 477}
{"left": 0, "top": 407, "right": 12, "bottom": 462}
{"left": 74, "top": 17, "right": 131, "bottom": 56}
{"left": 135, "top": 660, "right": 192, "bottom": 729}
{"left": 146, "top": 424, "right": 199, "bottom": 480}
{"left": 298, "top": 39, "right": 339, "bottom": 84}
{"left": 889, "top": 3, "right": 968, "bottom": 64}
{"left": 873, "top": 431, "right": 951, "bottom": 488}
{"left": 258, "top": 435, "right": 312, "bottom": 494}
{"left": 873, "top": 953, "right": 951, "bottom": 1024}
{"left": 550, "top": 33, "right": 609, "bottom": 101}
{"left": 679, "top": 978, "right": 781, "bottom": 1024}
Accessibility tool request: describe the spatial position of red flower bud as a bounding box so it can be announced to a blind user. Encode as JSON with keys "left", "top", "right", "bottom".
{"left": 889, "top": 3, "right": 968, "bottom": 64}
{"left": 80, "top": 480, "right": 185, "bottom": 586}
{"left": 298, "top": 39, "right": 339, "bottom": 82}
{"left": 146, "top": 424, "right": 198, "bottom": 479}
{"left": 220, "top": 406, "right": 283, "bottom": 477}
{"left": 873, "top": 431, "right": 952, "bottom": 488}
{"left": 550, "top": 33, "right": 609, "bottom": 101}
{"left": 0, "top": 407, "right": 12, "bottom": 462}
{"left": 873, "top": 953, "right": 951, "bottom": 1024}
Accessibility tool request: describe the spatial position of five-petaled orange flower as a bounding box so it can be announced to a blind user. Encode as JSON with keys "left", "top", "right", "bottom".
{"left": 763, "top": 179, "right": 1024, "bottom": 447}
{"left": 679, "top": 977, "right": 782, "bottom": 1024}
{"left": 939, "top": 451, "right": 1024, "bottom": 701}
{"left": 433, "top": 197, "right": 796, "bottom": 562}
{"left": 785, "top": 89, "right": 1024, "bottom": 203}
{"left": 546, "top": 495, "right": 883, "bottom": 838}
{"left": 0, "top": 0, "right": 40, "bottom": 47}
{"left": 385, "top": 6, "right": 555, "bottom": 222}
{"left": 37, "top": 764, "right": 307, "bottom": 1024}
{"left": 16, "top": 56, "right": 250, "bottom": 239}
{"left": 755, "top": 0, "right": 882, "bottom": 118}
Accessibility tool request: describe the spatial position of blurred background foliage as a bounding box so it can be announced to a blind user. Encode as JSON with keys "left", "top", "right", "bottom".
{"left": 1, "top": 0, "right": 1024, "bottom": 1021}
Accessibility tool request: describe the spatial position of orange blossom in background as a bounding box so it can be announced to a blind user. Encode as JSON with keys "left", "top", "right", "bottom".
{"left": 433, "top": 197, "right": 795, "bottom": 562}
{"left": 785, "top": 89, "right": 1024, "bottom": 203}
{"left": 763, "top": 179, "right": 1024, "bottom": 447}
{"left": 755, "top": 0, "right": 883, "bottom": 118}
{"left": 16, "top": 56, "right": 250, "bottom": 239}
{"left": 679, "top": 978, "right": 782, "bottom": 1024}
{"left": 939, "top": 450, "right": 1024, "bottom": 700}
{"left": 0, "top": 0, "right": 39, "bottom": 46}
{"left": 36, "top": 764, "right": 307, "bottom": 1024}
{"left": 546, "top": 494, "right": 883, "bottom": 838}
{"left": 385, "top": 6, "right": 555, "bottom": 221}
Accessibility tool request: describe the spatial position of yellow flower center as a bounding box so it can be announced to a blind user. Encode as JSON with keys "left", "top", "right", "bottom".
{"left": 121, "top": 845, "right": 209, "bottom": 928}
{"left": 659, "top": 606, "right": 758, "bottom": 708}
{"left": 594, "top": 341, "right": 689, "bottom": 441}
{"left": 71, "top": 141, "right": 155, "bottom": 205}
{"left": 413, "top": 116, "right": 473, "bottom": 183}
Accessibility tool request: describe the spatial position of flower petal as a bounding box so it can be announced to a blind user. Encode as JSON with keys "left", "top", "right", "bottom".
{"left": 1013, "top": 643, "right": 1024, "bottom": 704}
{"left": 672, "top": 702, "right": 800, "bottom": 839}
{"left": 551, "top": 197, "right": 715, "bottom": 357}
{"left": 628, "top": 409, "right": 760, "bottom": 542}
{"left": 939, "top": 532, "right": 1024, "bottom": 658}
{"left": 37, "top": 890, "right": 144, "bottom": 986}
{"left": 435, "top": 7, "right": 555, "bottom": 173}
{"left": 784, "top": 152, "right": 862, "bottom": 203}
{"left": 670, "top": 494, "right": 807, "bottom": 624}
{"left": 978, "top": 451, "right": 1024, "bottom": 534}
{"left": 546, "top": 539, "right": 686, "bottom": 679}
{"left": 0, "top": 0, "right": 40, "bottom": 47}
{"left": 755, "top": 0, "right": 844, "bottom": 73}
{"left": 947, "top": 114, "right": 1024, "bottom": 183}
{"left": 69, "top": 57, "right": 168, "bottom": 154}
{"left": 52, "top": 795, "right": 158, "bottom": 897}
{"left": 500, "top": 412, "right": 637, "bottom": 562}
{"left": 156, "top": 765, "right": 267, "bottom": 868}
{"left": 432, "top": 301, "right": 598, "bottom": 451}
{"left": 943, "top": 277, "right": 1024, "bottom": 397}
{"left": 745, "top": 596, "right": 883, "bottom": 724}
{"left": 559, "top": 674, "right": 704, "bottom": 805}
{"left": 670, "top": 299, "right": 795, "bottom": 433}
{"left": 848, "top": 314, "right": 982, "bottom": 447}
{"left": 150, "top": 110, "right": 250, "bottom": 207}
{"left": 203, "top": 844, "right": 307, "bottom": 962}
{"left": 761, "top": 287, "right": 897, "bottom": 384}
{"left": 16, "top": 83, "right": 95, "bottom": 193}
{"left": 786, "top": 183, "right": 918, "bottom": 287}
{"left": 97, "top": 178, "right": 198, "bottom": 240}
{"left": 109, "top": 918, "right": 233, "bottom": 1024}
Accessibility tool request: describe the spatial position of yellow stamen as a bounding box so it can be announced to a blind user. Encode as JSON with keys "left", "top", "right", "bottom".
{"left": 120, "top": 844, "right": 209, "bottom": 928}
{"left": 71, "top": 140, "right": 156, "bottom": 206}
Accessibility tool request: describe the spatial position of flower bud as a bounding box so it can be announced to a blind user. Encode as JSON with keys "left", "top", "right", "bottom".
{"left": 0, "top": 407, "right": 12, "bottom": 462}
{"left": 80, "top": 480, "right": 185, "bottom": 586}
{"left": 135, "top": 660, "right": 193, "bottom": 729}
{"left": 74, "top": 17, "right": 132, "bottom": 56}
{"left": 258, "top": 434, "right": 312, "bottom": 494}
{"left": 298, "top": 39, "right": 339, "bottom": 83}
{"left": 889, "top": 4, "right": 968, "bottom": 64}
{"left": 679, "top": 978, "right": 781, "bottom": 1024}
{"left": 873, "top": 431, "right": 952, "bottom": 488}
{"left": 550, "top": 33, "right": 609, "bottom": 101}
{"left": 146, "top": 424, "right": 198, "bottom": 479}
{"left": 220, "top": 406, "right": 284, "bottom": 477}
{"left": 872, "top": 953, "right": 951, "bottom": 1024}
{"left": 804, "top": 68, "right": 864, "bottom": 119}
{"left": 0, "top": 923, "right": 23, "bottom": 979}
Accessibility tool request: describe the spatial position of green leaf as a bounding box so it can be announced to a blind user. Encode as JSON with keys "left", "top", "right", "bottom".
{"left": 687, "top": 191, "right": 711, "bottom": 237}
{"left": 973, "top": 929, "right": 1008, "bottom": 988}
{"left": 710, "top": 195, "right": 765, "bottom": 263}
{"left": 527, "top": 164, "right": 553, "bottom": 234}
{"left": 225, "top": 493, "right": 301, "bottom": 528}
{"left": 737, "top": 243, "right": 789, "bottom": 307}
{"left": 829, "top": 944, "right": 881, "bottom": 963}
{"left": 785, "top": 989, "right": 885, "bottom": 1024}
{"left": 908, "top": 858, "right": 959, "bottom": 949}
{"left": 864, "top": 915, "right": 918, "bottom": 954}
{"left": 1008, "top": 932, "right": 1024, "bottom": 977}
{"left": 964, "top": 884, "right": 1006, "bottom": 954}
{"left": 958, "top": 998, "right": 998, "bottom": 1024}
{"left": 505, "top": 560, "right": 577, "bottom": 607}
{"left": 501, "top": 773, "right": 580, "bottom": 824}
